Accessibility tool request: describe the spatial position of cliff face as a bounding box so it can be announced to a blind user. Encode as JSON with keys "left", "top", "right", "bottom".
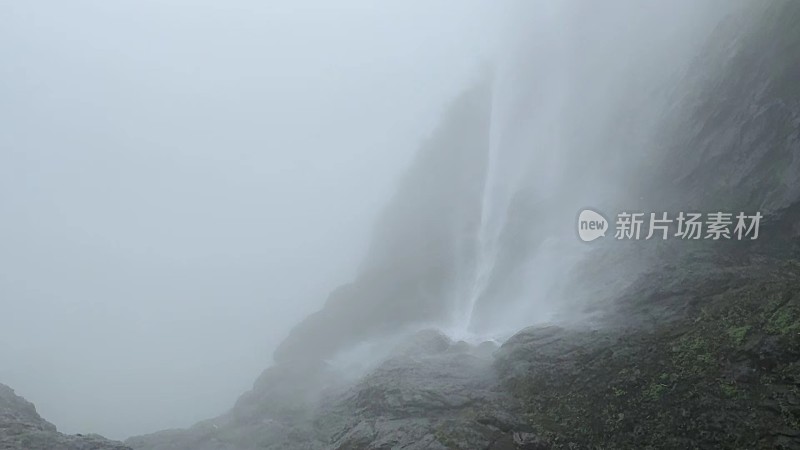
{"left": 647, "top": 1, "right": 800, "bottom": 215}
{"left": 273, "top": 82, "right": 492, "bottom": 363}
{"left": 0, "top": 383, "right": 131, "bottom": 450}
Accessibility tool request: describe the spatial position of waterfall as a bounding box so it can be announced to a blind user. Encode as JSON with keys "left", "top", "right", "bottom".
{"left": 448, "top": 3, "right": 567, "bottom": 340}
{"left": 459, "top": 71, "right": 517, "bottom": 336}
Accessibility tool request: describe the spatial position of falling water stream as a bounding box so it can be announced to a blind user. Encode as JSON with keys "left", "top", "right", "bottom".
{"left": 456, "top": 70, "right": 522, "bottom": 338}
{"left": 449, "top": 4, "right": 567, "bottom": 341}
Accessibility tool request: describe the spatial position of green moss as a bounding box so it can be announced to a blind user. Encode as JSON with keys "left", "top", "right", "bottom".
{"left": 642, "top": 382, "right": 668, "bottom": 402}
{"left": 672, "top": 335, "right": 714, "bottom": 375}
{"left": 719, "top": 381, "right": 739, "bottom": 398}
{"left": 501, "top": 256, "right": 800, "bottom": 448}
{"left": 766, "top": 307, "right": 800, "bottom": 335}
{"left": 726, "top": 325, "right": 751, "bottom": 346}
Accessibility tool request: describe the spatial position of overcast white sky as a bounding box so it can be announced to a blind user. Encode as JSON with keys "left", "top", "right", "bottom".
{"left": 0, "top": 0, "right": 499, "bottom": 439}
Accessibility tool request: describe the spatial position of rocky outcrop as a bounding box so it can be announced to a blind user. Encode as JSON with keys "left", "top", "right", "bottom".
{"left": 0, "top": 383, "right": 130, "bottom": 450}
{"left": 127, "top": 330, "right": 516, "bottom": 450}
{"left": 495, "top": 246, "right": 800, "bottom": 449}
{"left": 273, "top": 82, "right": 492, "bottom": 363}
{"left": 316, "top": 333, "right": 510, "bottom": 450}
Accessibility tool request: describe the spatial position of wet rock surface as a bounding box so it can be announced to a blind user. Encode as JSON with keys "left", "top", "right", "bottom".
{"left": 496, "top": 256, "right": 800, "bottom": 449}
{"left": 125, "top": 230, "right": 800, "bottom": 450}
{"left": 127, "top": 331, "right": 517, "bottom": 450}
{"left": 126, "top": 253, "right": 800, "bottom": 449}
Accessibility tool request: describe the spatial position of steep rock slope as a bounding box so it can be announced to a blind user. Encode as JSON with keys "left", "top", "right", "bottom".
{"left": 273, "top": 82, "right": 492, "bottom": 363}
{"left": 647, "top": 0, "right": 800, "bottom": 214}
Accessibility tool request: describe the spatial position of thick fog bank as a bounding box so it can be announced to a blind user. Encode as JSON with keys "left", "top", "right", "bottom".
{"left": 0, "top": 0, "right": 496, "bottom": 439}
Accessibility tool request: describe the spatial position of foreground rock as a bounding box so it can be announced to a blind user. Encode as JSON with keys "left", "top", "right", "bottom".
{"left": 496, "top": 258, "right": 800, "bottom": 449}
{"left": 0, "top": 383, "right": 130, "bottom": 450}
{"left": 126, "top": 239, "right": 800, "bottom": 450}
{"left": 127, "top": 331, "right": 513, "bottom": 450}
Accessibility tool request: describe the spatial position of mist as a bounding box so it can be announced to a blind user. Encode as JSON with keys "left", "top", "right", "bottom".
{"left": 2, "top": 1, "right": 786, "bottom": 448}
{"left": 0, "top": 0, "right": 497, "bottom": 439}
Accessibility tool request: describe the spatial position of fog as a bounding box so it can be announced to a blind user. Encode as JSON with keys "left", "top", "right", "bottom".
{"left": 0, "top": 0, "right": 750, "bottom": 444}
{"left": 0, "top": 0, "right": 498, "bottom": 439}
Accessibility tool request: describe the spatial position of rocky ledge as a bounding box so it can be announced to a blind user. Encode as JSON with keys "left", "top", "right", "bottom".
{"left": 0, "top": 383, "right": 130, "bottom": 450}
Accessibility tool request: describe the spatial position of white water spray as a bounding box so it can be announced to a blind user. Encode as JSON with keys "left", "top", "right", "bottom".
{"left": 454, "top": 71, "right": 520, "bottom": 337}
{"left": 449, "top": 4, "right": 568, "bottom": 340}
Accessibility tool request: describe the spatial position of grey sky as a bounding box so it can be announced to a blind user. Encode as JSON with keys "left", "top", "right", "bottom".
{"left": 0, "top": 0, "right": 498, "bottom": 439}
